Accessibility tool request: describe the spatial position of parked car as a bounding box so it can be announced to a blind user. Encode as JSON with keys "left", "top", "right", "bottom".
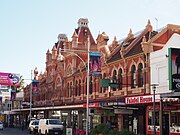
{"left": 28, "top": 119, "right": 39, "bottom": 134}
{"left": 38, "top": 119, "right": 64, "bottom": 135}
{"left": 0, "top": 121, "right": 3, "bottom": 130}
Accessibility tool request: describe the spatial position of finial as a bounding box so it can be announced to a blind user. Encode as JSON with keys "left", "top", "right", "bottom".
{"left": 142, "top": 36, "right": 147, "bottom": 43}
{"left": 146, "top": 19, "right": 153, "bottom": 31}
{"left": 128, "top": 28, "right": 134, "bottom": 38}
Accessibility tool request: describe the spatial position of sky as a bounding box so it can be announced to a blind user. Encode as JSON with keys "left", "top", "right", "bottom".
{"left": 0, "top": 0, "right": 180, "bottom": 84}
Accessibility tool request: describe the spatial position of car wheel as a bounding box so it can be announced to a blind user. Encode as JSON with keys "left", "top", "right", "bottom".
{"left": 33, "top": 129, "right": 35, "bottom": 134}
{"left": 39, "top": 130, "right": 41, "bottom": 135}
{"left": 45, "top": 130, "right": 48, "bottom": 135}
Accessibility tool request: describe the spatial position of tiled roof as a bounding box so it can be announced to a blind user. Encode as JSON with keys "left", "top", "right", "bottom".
{"left": 76, "top": 27, "right": 96, "bottom": 45}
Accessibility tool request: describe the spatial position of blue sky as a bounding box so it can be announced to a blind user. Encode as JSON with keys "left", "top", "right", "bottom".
{"left": 0, "top": 0, "right": 180, "bottom": 84}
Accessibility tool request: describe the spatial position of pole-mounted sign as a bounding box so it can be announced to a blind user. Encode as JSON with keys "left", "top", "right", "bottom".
{"left": 168, "top": 48, "right": 180, "bottom": 91}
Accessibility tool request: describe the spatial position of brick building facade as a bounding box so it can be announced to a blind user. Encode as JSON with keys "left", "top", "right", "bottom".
{"left": 22, "top": 18, "right": 180, "bottom": 134}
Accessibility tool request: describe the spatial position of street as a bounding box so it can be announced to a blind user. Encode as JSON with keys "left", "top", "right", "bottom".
{"left": 0, "top": 127, "right": 29, "bottom": 135}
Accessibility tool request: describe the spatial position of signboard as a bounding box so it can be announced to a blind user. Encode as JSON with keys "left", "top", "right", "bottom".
{"left": 114, "top": 109, "right": 133, "bottom": 114}
{"left": 100, "top": 79, "right": 118, "bottom": 88}
{"left": 89, "top": 52, "right": 101, "bottom": 76}
{"left": 83, "top": 102, "right": 99, "bottom": 108}
{"left": 168, "top": 48, "right": 180, "bottom": 91}
{"left": 0, "top": 72, "right": 20, "bottom": 86}
{"left": 32, "top": 80, "right": 39, "bottom": 94}
{"left": 66, "top": 128, "right": 72, "bottom": 135}
{"left": 125, "top": 95, "right": 160, "bottom": 104}
{"left": 100, "top": 101, "right": 125, "bottom": 106}
{"left": 11, "top": 89, "right": 16, "bottom": 100}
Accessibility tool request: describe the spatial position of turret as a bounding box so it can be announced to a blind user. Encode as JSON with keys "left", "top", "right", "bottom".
{"left": 78, "top": 18, "right": 89, "bottom": 28}
{"left": 52, "top": 45, "right": 57, "bottom": 60}
{"left": 72, "top": 31, "right": 78, "bottom": 48}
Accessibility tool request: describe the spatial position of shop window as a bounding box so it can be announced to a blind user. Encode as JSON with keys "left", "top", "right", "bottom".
{"left": 148, "top": 111, "right": 159, "bottom": 126}
{"left": 171, "top": 112, "right": 180, "bottom": 126}
{"left": 138, "top": 63, "right": 143, "bottom": 87}
{"left": 131, "top": 65, "right": 136, "bottom": 88}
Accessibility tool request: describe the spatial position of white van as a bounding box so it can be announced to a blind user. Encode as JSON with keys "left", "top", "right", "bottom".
{"left": 38, "top": 119, "right": 64, "bottom": 135}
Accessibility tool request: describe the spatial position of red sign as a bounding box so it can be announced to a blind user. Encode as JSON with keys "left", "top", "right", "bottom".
{"left": 83, "top": 103, "right": 99, "bottom": 108}
{"left": 125, "top": 95, "right": 160, "bottom": 104}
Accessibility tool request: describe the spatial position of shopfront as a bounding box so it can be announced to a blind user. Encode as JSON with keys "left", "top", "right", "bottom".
{"left": 146, "top": 102, "right": 180, "bottom": 135}
{"left": 125, "top": 94, "right": 160, "bottom": 135}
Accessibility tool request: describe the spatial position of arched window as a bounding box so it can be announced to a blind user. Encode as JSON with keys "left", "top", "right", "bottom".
{"left": 112, "top": 70, "right": 117, "bottom": 91}
{"left": 75, "top": 80, "right": 78, "bottom": 96}
{"left": 68, "top": 83, "right": 70, "bottom": 97}
{"left": 79, "top": 79, "right": 81, "bottom": 96}
{"left": 131, "top": 65, "right": 136, "bottom": 88}
{"left": 118, "top": 68, "right": 123, "bottom": 90}
{"left": 85, "top": 78, "right": 87, "bottom": 95}
{"left": 138, "top": 63, "right": 143, "bottom": 87}
{"left": 89, "top": 76, "right": 93, "bottom": 94}
{"left": 70, "top": 82, "right": 72, "bottom": 97}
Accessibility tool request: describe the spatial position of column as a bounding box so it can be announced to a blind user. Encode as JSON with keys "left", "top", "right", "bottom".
{"left": 78, "top": 110, "right": 83, "bottom": 129}
{"left": 118, "top": 114, "right": 123, "bottom": 131}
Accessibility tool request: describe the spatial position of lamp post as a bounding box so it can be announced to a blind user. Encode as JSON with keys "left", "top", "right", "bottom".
{"left": 29, "top": 70, "right": 33, "bottom": 121}
{"left": 29, "top": 68, "right": 38, "bottom": 121}
{"left": 152, "top": 84, "right": 158, "bottom": 135}
{"left": 58, "top": 37, "right": 90, "bottom": 135}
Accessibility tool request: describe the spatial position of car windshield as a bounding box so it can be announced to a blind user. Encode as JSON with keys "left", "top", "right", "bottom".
{"left": 49, "top": 119, "right": 61, "bottom": 125}
{"left": 34, "top": 121, "right": 39, "bottom": 125}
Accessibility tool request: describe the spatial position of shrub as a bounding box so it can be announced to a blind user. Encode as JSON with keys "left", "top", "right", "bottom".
{"left": 90, "top": 124, "right": 135, "bottom": 135}
{"left": 90, "top": 124, "right": 109, "bottom": 135}
{"left": 119, "top": 129, "right": 135, "bottom": 135}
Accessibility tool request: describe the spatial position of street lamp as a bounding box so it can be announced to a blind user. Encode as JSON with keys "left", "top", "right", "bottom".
{"left": 58, "top": 37, "right": 90, "bottom": 135}
{"left": 29, "top": 70, "right": 33, "bottom": 120}
{"left": 151, "top": 84, "right": 158, "bottom": 135}
{"left": 29, "top": 68, "right": 38, "bottom": 121}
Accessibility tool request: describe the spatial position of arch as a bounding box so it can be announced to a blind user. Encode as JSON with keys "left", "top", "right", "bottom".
{"left": 137, "top": 58, "right": 145, "bottom": 68}
{"left": 66, "top": 63, "right": 73, "bottom": 76}
{"left": 102, "top": 72, "right": 106, "bottom": 78}
{"left": 117, "top": 64, "right": 124, "bottom": 74}
{"left": 55, "top": 75, "right": 62, "bottom": 89}
{"left": 128, "top": 60, "right": 137, "bottom": 73}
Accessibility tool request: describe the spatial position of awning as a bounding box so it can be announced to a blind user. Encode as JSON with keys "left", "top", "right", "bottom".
{"left": 160, "top": 92, "right": 180, "bottom": 98}
{"left": 12, "top": 104, "right": 84, "bottom": 112}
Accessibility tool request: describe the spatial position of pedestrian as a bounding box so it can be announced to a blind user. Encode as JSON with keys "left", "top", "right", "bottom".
{"left": 21, "top": 120, "right": 24, "bottom": 131}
